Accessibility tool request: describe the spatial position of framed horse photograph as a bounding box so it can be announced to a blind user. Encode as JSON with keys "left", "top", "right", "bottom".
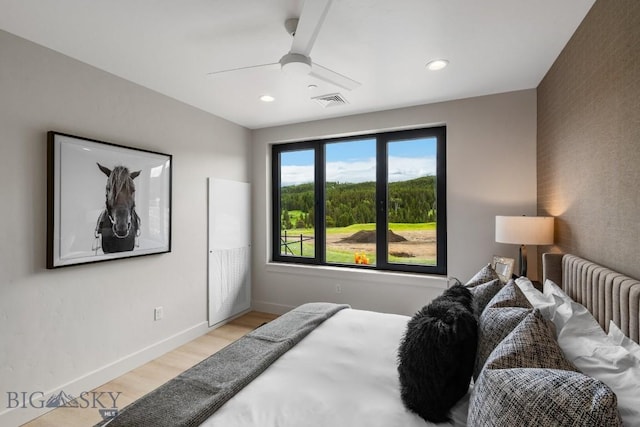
{"left": 47, "top": 132, "right": 172, "bottom": 268}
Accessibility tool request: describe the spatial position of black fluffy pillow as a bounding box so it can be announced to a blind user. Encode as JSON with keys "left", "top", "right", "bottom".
{"left": 397, "top": 284, "right": 478, "bottom": 423}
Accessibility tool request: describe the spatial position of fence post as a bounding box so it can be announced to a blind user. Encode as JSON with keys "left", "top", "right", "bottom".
{"left": 300, "top": 234, "right": 303, "bottom": 256}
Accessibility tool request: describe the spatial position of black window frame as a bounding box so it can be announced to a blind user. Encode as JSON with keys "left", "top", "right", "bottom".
{"left": 272, "top": 126, "right": 447, "bottom": 275}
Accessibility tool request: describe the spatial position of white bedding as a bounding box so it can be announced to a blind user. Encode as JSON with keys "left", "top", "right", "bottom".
{"left": 202, "top": 308, "right": 469, "bottom": 427}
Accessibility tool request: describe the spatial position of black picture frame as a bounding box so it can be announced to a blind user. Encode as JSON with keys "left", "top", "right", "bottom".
{"left": 47, "top": 131, "right": 172, "bottom": 268}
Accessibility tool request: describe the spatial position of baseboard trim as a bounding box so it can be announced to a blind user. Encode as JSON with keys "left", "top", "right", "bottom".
{"left": 1, "top": 321, "right": 210, "bottom": 426}
{"left": 251, "top": 300, "right": 296, "bottom": 315}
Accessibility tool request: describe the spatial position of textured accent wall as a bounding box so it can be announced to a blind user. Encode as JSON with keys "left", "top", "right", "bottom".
{"left": 537, "top": 0, "right": 640, "bottom": 278}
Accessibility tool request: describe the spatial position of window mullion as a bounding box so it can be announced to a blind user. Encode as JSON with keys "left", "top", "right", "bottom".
{"left": 316, "top": 142, "right": 326, "bottom": 264}
{"left": 376, "top": 137, "right": 388, "bottom": 268}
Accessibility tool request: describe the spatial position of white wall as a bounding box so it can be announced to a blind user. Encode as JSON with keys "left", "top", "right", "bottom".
{"left": 0, "top": 30, "right": 251, "bottom": 425}
{"left": 251, "top": 90, "right": 538, "bottom": 316}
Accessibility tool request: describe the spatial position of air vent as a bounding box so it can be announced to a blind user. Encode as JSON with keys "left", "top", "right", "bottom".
{"left": 312, "top": 93, "right": 349, "bottom": 108}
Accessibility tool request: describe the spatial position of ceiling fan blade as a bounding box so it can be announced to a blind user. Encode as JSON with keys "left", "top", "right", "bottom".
{"left": 309, "top": 62, "right": 361, "bottom": 91}
{"left": 290, "top": 0, "right": 333, "bottom": 56}
{"left": 207, "top": 62, "right": 279, "bottom": 77}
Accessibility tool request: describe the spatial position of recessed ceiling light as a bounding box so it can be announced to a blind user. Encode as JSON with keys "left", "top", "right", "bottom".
{"left": 426, "top": 59, "right": 449, "bottom": 71}
{"left": 260, "top": 94, "right": 275, "bottom": 102}
{"left": 308, "top": 84, "right": 318, "bottom": 90}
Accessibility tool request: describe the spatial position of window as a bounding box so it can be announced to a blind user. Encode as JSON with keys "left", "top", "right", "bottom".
{"left": 272, "top": 126, "right": 446, "bottom": 275}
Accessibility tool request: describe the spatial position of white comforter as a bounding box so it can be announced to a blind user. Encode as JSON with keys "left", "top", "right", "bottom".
{"left": 203, "top": 308, "right": 469, "bottom": 427}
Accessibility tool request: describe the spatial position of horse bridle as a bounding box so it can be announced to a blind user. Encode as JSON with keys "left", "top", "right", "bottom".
{"left": 93, "top": 208, "right": 141, "bottom": 254}
{"left": 105, "top": 208, "right": 141, "bottom": 239}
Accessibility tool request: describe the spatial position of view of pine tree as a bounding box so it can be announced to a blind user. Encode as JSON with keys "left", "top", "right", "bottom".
{"left": 281, "top": 209, "right": 292, "bottom": 230}
{"left": 387, "top": 176, "right": 437, "bottom": 223}
{"left": 281, "top": 176, "right": 436, "bottom": 228}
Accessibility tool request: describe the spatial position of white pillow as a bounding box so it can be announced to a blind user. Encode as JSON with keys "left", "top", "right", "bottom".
{"left": 572, "top": 344, "right": 640, "bottom": 426}
{"left": 607, "top": 321, "right": 640, "bottom": 361}
{"left": 548, "top": 293, "right": 639, "bottom": 425}
{"left": 552, "top": 294, "right": 609, "bottom": 359}
{"left": 515, "top": 277, "right": 555, "bottom": 318}
{"left": 543, "top": 278, "right": 572, "bottom": 302}
{"left": 537, "top": 279, "right": 640, "bottom": 426}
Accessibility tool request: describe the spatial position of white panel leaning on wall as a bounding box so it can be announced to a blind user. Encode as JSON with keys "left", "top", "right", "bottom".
{"left": 208, "top": 178, "right": 251, "bottom": 326}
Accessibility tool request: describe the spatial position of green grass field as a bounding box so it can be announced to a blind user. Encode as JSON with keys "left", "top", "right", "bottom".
{"left": 280, "top": 221, "right": 436, "bottom": 265}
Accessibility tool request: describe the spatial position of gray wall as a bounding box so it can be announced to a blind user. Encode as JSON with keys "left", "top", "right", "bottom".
{"left": 537, "top": 0, "right": 640, "bottom": 279}
{"left": 0, "top": 30, "right": 251, "bottom": 425}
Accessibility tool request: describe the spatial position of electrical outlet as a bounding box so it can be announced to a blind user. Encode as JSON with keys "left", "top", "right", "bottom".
{"left": 335, "top": 283, "right": 342, "bottom": 293}
{"left": 154, "top": 306, "right": 163, "bottom": 321}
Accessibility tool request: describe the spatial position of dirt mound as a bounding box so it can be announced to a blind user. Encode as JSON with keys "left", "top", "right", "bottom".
{"left": 390, "top": 251, "right": 415, "bottom": 258}
{"left": 339, "top": 229, "right": 407, "bottom": 244}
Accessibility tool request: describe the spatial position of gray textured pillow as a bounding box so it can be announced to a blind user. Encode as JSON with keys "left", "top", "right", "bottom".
{"left": 473, "top": 306, "right": 531, "bottom": 380}
{"left": 484, "top": 309, "right": 571, "bottom": 370}
{"left": 469, "top": 309, "right": 622, "bottom": 426}
{"left": 466, "top": 278, "right": 502, "bottom": 316}
{"left": 470, "top": 368, "right": 621, "bottom": 426}
{"left": 465, "top": 263, "right": 500, "bottom": 288}
{"left": 485, "top": 279, "right": 531, "bottom": 310}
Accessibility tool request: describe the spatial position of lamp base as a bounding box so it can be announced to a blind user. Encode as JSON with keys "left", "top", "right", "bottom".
{"left": 518, "top": 244, "right": 528, "bottom": 277}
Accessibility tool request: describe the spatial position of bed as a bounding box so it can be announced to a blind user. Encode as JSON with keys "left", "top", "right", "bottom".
{"left": 100, "top": 253, "right": 640, "bottom": 426}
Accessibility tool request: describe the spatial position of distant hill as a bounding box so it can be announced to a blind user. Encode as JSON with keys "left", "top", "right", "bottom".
{"left": 280, "top": 176, "right": 436, "bottom": 228}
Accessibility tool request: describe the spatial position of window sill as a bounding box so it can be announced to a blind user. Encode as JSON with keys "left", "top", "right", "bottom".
{"left": 264, "top": 261, "right": 448, "bottom": 290}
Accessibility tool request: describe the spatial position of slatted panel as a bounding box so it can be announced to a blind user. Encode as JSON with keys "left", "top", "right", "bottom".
{"left": 562, "top": 254, "right": 640, "bottom": 343}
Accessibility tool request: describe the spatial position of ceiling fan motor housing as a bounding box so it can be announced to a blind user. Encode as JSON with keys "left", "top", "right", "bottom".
{"left": 280, "top": 53, "right": 312, "bottom": 75}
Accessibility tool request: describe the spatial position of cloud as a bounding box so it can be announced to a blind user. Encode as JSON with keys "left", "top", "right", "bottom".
{"left": 280, "top": 164, "right": 313, "bottom": 187}
{"left": 388, "top": 156, "right": 437, "bottom": 182}
{"left": 326, "top": 158, "right": 376, "bottom": 183}
{"left": 281, "top": 156, "right": 436, "bottom": 186}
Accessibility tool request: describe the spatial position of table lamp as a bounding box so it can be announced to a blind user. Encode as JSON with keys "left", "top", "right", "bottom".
{"left": 495, "top": 216, "right": 554, "bottom": 277}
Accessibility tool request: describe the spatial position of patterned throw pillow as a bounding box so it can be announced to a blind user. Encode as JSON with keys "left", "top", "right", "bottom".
{"left": 465, "top": 263, "right": 500, "bottom": 287}
{"left": 484, "top": 309, "right": 573, "bottom": 371}
{"left": 470, "top": 368, "right": 621, "bottom": 426}
{"left": 466, "top": 278, "right": 502, "bottom": 316}
{"left": 473, "top": 306, "right": 531, "bottom": 380}
{"left": 468, "top": 309, "right": 622, "bottom": 426}
{"left": 485, "top": 279, "right": 531, "bottom": 310}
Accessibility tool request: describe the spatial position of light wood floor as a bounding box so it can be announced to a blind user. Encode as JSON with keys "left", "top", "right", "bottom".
{"left": 22, "top": 311, "right": 279, "bottom": 427}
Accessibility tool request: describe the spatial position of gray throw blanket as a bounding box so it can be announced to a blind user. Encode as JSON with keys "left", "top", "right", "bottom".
{"left": 98, "top": 302, "right": 349, "bottom": 427}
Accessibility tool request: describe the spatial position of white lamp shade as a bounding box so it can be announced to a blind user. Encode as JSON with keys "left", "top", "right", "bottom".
{"left": 495, "top": 216, "right": 554, "bottom": 245}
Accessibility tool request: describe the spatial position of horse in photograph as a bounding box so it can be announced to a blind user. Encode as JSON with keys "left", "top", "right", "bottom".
{"left": 95, "top": 163, "right": 141, "bottom": 253}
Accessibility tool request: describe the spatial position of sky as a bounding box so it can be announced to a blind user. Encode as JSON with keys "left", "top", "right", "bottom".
{"left": 280, "top": 137, "right": 437, "bottom": 186}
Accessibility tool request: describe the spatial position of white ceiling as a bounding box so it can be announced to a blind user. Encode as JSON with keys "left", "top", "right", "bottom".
{"left": 0, "top": 0, "right": 595, "bottom": 129}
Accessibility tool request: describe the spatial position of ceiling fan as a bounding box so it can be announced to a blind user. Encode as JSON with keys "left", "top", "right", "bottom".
{"left": 207, "top": 0, "right": 360, "bottom": 91}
